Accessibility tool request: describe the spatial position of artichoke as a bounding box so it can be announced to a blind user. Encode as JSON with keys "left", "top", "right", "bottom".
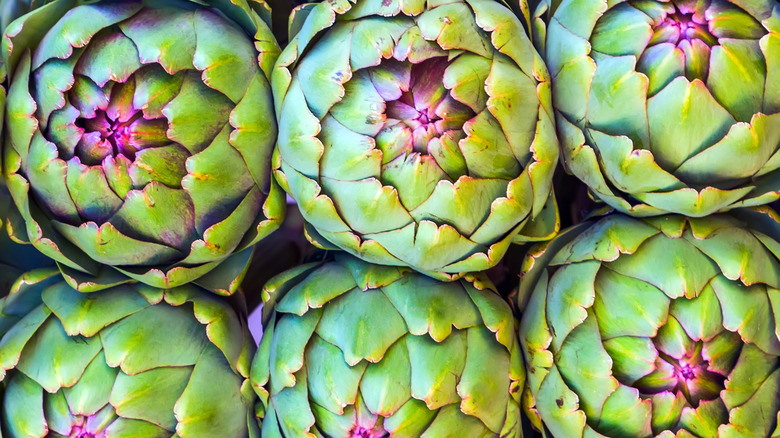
{"left": 0, "top": 269, "right": 259, "bottom": 437}
{"left": 2, "top": 0, "right": 285, "bottom": 291}
{"left": 251, "top": 255, "right": 525, "bottom": 437}
{"left": 534, "top": 0, "right": 780, "bottom": 217}
{"left": 517, "top": 209, "right": 780, "bottom": 436}
{"left": 272, "top": 0, "right": 560, "bottom": 280}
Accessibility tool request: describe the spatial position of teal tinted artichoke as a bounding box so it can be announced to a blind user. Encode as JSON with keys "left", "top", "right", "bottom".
{"left": 534, "top": 0, "right": 780, "bottom": 217}
{"left": 272, "top": 0, "right": 559, "bottom": 280}
{"left": 0, "top": 270, "right": 258, "bottom": 437}
{"left": 517, "top": 208, "right": 780, "bottom": 436}
{"left": 2, "top": 0, "right": 284, "bottom": 291}
{"left": 251, "top": 255, "right": 525, "bottom": 437}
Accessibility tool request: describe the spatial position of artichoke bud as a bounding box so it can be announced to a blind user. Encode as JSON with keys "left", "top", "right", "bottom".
{"left": 250, "top": 254, "right": 525, "bottom": 437}
{"left": 0, "top": 269, "right": 259, "bottom": 437}
{"left": 2, "top": 0, "right": 285, "bottom": 290}
{"left": 517, "top": 209, "right": 780, "bottom": 437}
{"left": 540, "top": 0, "right": 780, "bottom": 217}
{"left": 272, "top": 0, "right": 560, "bottom": 279}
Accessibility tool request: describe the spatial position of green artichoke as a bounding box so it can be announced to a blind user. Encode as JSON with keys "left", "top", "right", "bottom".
{"left": 534, "top": 0, "right": 780, "bottom": 217}
{"left": 517, "top": 208, "right": 780, "bottom": 437}
{"left": 272, "top": 0, "right": 560, "bottom": 280}
{"left": 251, "top": 255, "right": 525, "bottom": 437}
{"left": 0, "top": 269, "right": 259, "bottom": 437}
{"left": 2, "top": 0, "right": 285, "bottom": 291}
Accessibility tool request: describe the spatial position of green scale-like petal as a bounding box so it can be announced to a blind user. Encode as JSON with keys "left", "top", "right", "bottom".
{"left": 1, "top": 0, "right": 285, "bottom": 292}
{"left": 251, "top": 254, "right": 524, "bottom": 437}
{"left": 517, "top": 207, "right": 780, "bottom": 437}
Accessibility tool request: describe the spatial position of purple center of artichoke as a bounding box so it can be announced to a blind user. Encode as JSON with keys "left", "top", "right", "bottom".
{"left": 614, "top": 0, "right": 769, "bottom": 89}
{"left": 382, "top": 57, "right": 475, "bottom": 156}
{"left": 679, "top": 363, "right": 696, "bottom": 380}
{"left": 76, "top": 109, "right": 146, "bottom": 161}
{"left": 634, "top": 340, "right": 726, "bottom": 408}
{"left": 66, "top": 76, "right": 172, "bottom": 168}
{"left": 353, "top": 428, "right": 371, "bottom": 438}
{"left": 657, "top": 11, "right": 717, "bottom": 47}
{"left": 350, "top": 426, "right": 389, "bottom": 438}
{"left": 69, "top": 423, "right": 98, "bottom": 438}
{"left": 667, "top": 356, "right": 725, "bottom": 408}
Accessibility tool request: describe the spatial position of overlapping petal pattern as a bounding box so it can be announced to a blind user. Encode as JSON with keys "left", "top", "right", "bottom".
{"left": 272, "top": 0, "right": 559, "bottom": 280}
{"left": 0, "top": 270, "right": 259, "bottom": 437}
{"left": 536, "top": 0, "right": 780, "bottom": 217}
{"left": 251, "top": 255, "right": 525, "bottom": 437}
{"left": 2, "top": 0, "right": 285, "bottom": 290}
{"left": 4, "top": 0, "right": 780, "bottom": 436}
{"left": 517, "top": 208, "right": 780, "bottom": 436}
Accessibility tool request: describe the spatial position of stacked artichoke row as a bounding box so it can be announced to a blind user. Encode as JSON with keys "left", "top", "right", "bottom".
{"left": 0, "top": 0, "right": 777, "bottom": 437}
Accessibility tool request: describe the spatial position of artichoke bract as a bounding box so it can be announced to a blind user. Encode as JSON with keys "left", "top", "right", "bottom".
{"left": 0, "top": 270, "right": 259, "bottom": 438}
{"left": 272, "top": 0, "right": 559, "bottom": 280}
{"left": 0, "top": 181, "right": 54, "bottom": 295}
{"left": 2, "top": 0, "right": 285, "bottom": 291}
{"left": 0, "top": 181, "right": 55, "bottom": 336}
{"left": 536, "top": 0, "right": 780, "bottom": 217}
{"left": 517, "top": 209, "right": 780, "bottom": 437}
{"left": 251, "top": 255, "right": 525, "bottom": 437}
{"left": 0, "top": 0, "right": 41, "bottom": 35}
